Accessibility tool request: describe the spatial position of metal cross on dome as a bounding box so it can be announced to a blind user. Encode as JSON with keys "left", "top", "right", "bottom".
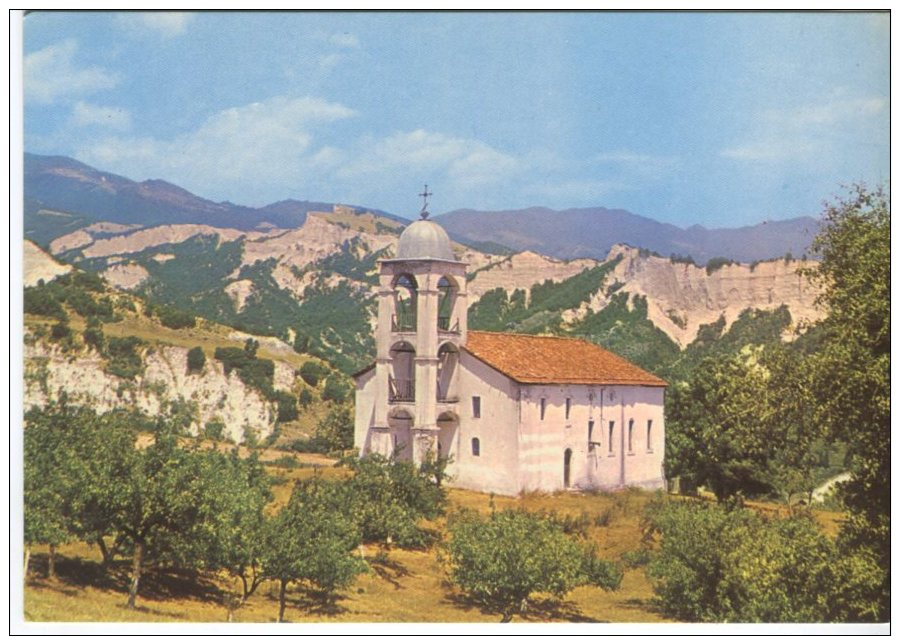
{"left": 418, "top": 184, "right": 432, "bottom": 219}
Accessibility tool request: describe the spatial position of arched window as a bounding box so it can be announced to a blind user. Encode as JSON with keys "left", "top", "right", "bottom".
{"left": 437, "top": 342, "right": 459, "bottom": 402}
{"left": 437, "top": 276, "right": 458, "bottom": 332}
{"left": 389, "top": 341, "right": 415, "bottom": 402}
{"left": 393, "top": 274, "right": 417, "bottom": 332}
{"left": 471, "top": 437, "right": 481, "bottom": 457}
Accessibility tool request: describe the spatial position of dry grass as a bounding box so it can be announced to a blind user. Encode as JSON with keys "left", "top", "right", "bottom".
{"left": 22, "top": 468, "right": 670, "bottom": 625}
{"left": 20, "top": 457, "right": 847, "bottom": 625}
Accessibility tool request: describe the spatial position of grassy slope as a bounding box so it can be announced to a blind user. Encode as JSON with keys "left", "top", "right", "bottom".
{"left": 22, "top": 464, "right": 844, "bottom": 624}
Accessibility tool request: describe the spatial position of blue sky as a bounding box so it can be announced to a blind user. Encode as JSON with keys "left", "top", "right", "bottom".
{"left": 23, "top": 11, "right": 889, "bottom": 226}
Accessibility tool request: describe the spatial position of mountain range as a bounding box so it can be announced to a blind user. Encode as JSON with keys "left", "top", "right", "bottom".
{"left": 24, "top": 153, "right": 818, "bottom": 264}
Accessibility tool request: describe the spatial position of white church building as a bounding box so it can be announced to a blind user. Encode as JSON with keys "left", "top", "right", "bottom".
{"left": 353, "top": 208, "right": 667, "bottom": 496}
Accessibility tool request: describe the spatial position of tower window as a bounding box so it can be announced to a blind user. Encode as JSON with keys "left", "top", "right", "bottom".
{"left": 471, "top": 437, "right": 481, "bottom": 457}
{"left": 565, "top": 397, "right": 571, "bottom": 419}
{"left": 472, "top": 396, "right": 481, "bottom": 419}
{"left": 540, "top": 397, "right": 546, "bottom": 421}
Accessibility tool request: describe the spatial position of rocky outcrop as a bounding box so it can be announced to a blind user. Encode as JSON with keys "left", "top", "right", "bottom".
{"left": 566, "top": 245, "right": 824, "bottom": 346}
{"left": 24, "top": 240, "right": 72, "bottom": 287}
{"left": 467, "top": 251, "right": 596, "bottom": 303}
{"left": 24, "top": 337, "right": 295, "bottom": 443}
{"left": 102, "top": 262, "right": 150, "bottom": 290}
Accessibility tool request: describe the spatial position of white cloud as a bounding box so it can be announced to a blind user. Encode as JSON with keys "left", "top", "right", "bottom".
{"left": 25, "top": 40, "right": 118, "bottom": 104}
{"left": 117, "top": 12, "right": 195, "bottom": 38}
{"left": 722, "top": 95, "right": 888, "bottom": 163}
{"left": 78, "top": 96, "right": 356, "bottom": 203}
{"left": 70, "top": 101, "right": 131, "bottom": 130}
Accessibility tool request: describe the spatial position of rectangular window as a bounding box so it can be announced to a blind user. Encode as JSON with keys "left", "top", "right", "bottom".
{"left": 608, "top": 421, "right": 615, "bottom": 455}
{"left": 628, "top": 419, "right": 634, "bottom": 453}
{"left": 588, "top": 420, "right": 595, "bottom": 451}
{"left": 565, "top": 397, "right": 571, "bottom": 420}
{"left": 471, "top": 437, "right": 480, "bottom": 457}
{"left": 472, "top": 396, "right": 481, "bottom": 419}
{"left": 540, "top": 397, "right": 546, "bottom": 421}
{"left": 647, "top": 420, "right": 653, "bottom": 451}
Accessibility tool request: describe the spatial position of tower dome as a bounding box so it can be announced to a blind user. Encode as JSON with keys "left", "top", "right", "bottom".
{"left": 396, "top": 218, "right": 456, "bottom": 261}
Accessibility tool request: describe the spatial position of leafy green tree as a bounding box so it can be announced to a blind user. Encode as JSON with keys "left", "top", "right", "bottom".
{"left": 298, "top": 388, "right": 314, "bottom": 409}
{"left": 444, "top": 507, "right": 621, "bottom": 622}
{"left": 644, "top": 498, "right": 882, "bottom": 622}
{"left": 274, "top": 390, "right": 298, "bottom": 423}
{"left": 261, "top": 478, "right": 366, "bottom": 622}
{"left": 802, "top": 183, "right": 890, "bottom": 617}
{"left": 299, "top": 360, "right": 327, "bottom": 387}
{"left": 186, "top": 346, "right": 206, "bottom": 373}
{"left": 314, "top": 405, "right": 354, "bottom": 451}
{"left": 321, "top": 374, "right": 349, "bottom": 403}
{"left": 340, "top": 453, "right": 446, "bottom": 547}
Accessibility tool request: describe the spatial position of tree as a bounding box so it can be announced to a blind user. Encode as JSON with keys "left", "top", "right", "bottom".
{"left": 644, "top": 498, "right": 882, "bottom": 622}
{"left": 664, "top": 351, "right": 776, "bottom": 500}
{"left": 444, "top": 507, "right": 621, "bottom": 622}
{"left": 299, "top": 360, "right": 327, "bottom": 387}
{"left": 315, "top": 405, "right": 354, "bottom": 451}
{"left": 803, "top": 183, "right": 890, "bottom": 617}
{"left": 261, "top": 478, "right": 366, "bottom": 622}
{"left": 187, "top": 346, "right": 206, "bottom": 373}
{"left": 340, "top": 453, "right": 446, "bottom": 548}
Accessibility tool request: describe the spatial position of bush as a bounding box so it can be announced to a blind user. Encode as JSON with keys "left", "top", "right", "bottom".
{"left": 321, "top": 374, "right": 350, "bottom": 403}
{"left": 50, "top": 320, "right": 71, "bottom": 341}
{"left": 314, "top": 406, "right": 354, "bottom": 451}
{"left": 298, "top": 388, "right": 313, "bottom": 408}
{"left": 274, "top": 390, "right": 298, "bottom": 423}
{"left": 104, "top": 336, "right": 145, "bottom": 379}
{"left": 644, "top": 498, "right": 882, "bottom": 622}
{"left": 445, "top": 507, "right": 620, "bottom": 621}
{"left": 156, "top": 304, "right": 197, "bottom": 329}
{"left": 187, "top": 346, "right": 206, "bottom": 374}
{"left": 204, "top": 419, "right": 224, "bottom": 441}
{"left": 299, "top": 360, "right": 328, "bottom": 387}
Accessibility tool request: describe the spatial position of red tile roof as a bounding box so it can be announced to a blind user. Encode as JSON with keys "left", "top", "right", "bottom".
{"left": 463, "top": 330, "right": 667, "bottom": 387}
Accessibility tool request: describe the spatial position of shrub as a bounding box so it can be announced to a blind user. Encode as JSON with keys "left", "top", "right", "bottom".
{"left": 204, "top": 419, "right": 224, "bottom": 441}
{"left": 156, "top": 304, "right": 197, "bottom": 329}
{"left": 322, "top": 374, "right": 349, "bottom": 403}
{"left": 299, "top": 360, "right": 328, "bottom": 387}
{"left": 187, "top": 346, "right": 206, "bottom": 374}
{"left": 644, "top": 498, "right": 882, "bottom": 622}
{"left": 445, "top": 508, "right": 621, "bottom": 621}
{"left": 274, "top": 390, "right": 297, "bottom": 423}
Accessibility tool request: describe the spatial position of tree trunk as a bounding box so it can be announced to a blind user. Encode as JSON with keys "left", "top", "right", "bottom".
{"left": 24, "top": 547, "right": 31, "bottom": 580}
{"left": 48, "top": 544, "right": 57, "bottom": 579}
{"left": 97, "top": 537, "right": 111, "bottom": 567}
{"left": 278, "top": 579, "right": 288, "bottom": 623}
{"left": 127, "top": 540, "right": 143, "bottom": 609}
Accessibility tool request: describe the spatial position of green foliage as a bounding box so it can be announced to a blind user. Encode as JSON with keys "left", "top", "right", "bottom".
{"left": 571, "top": 293, "right": 681, "bottom": 373}
{"left": 468, "top": 257, "right": 622, "bottom": 334}
{"left": 645, "top": 498, "right": 882, "bottom": 622}
{"left": 24, "top": 284, "right": 66, "bottom": 319}
{"left": 299, "top": 360, "right": 328, "bottom": 387}
{"left": 274, "top": 390, "right": 298, "bottom": 423}
{"left": 298, "top": 388, "right": 314, "bottom": 408}
{"left": 669, "top": 253, "right": 696, "bottom": 266}
{"left": 339, "top": 453, "right": 446, "bottom": 547}
{"left": 321, "top": 373, "right": 350, "bottom": 403}
{"left": 262, "top": 478, "right": 367, "bottom": 621}
{"left": 186, "top": 346, "right": 206, "bottom": 374}
{"left": 50, "top": 320, "right": 72, "bottom": 342}
{"left": 83, "top": 317, "right": 105, "bottom": 351}
{"left": 705, "top": 256, "right": 736, "bottom": 275}
{"left": 313, "top": 405, "right": 354, "bottom": 452}
{"left": 104, "top": 336, "right": 145, "bottom": 379}
{"left": 214, "top": 346, "right": 276, "bottom": 399}
{"left": 802, "top": 183, "right": 890, "bottom": 617}
{"left": 204, "top": 418, "right": 225, "bottom": 441}
{"left": 149, "top": 303, "right": 197, "bottom": 329}
{"left": 444, "top": 507, "right": 621, "bottom": 621}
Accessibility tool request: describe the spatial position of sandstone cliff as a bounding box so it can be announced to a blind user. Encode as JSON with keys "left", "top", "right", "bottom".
{"left": 24, "top": 336, "right": 295, "bottom": 443}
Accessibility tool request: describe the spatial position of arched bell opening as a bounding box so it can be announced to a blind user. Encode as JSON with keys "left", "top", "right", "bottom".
{"left": 388, "top": 407, "right": 414, "bottom": 462}
{"left": 437, "top": 275, "right": 460, "bottom": 333}
{"left": 389, "top": 341, "right": 416, "bottom": 402}
{"left": 437, "top": 411, "right": 459, "bottom": 461}
{"left": 392, "top": 273, "right": 418, "bottom": 332}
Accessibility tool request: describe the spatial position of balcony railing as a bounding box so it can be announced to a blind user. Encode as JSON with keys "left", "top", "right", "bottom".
{"left": 391, "top": 313, "right": 416, "bottom": 333}
{"left": 389, "top": 376, "right": 415, "bottom": 402}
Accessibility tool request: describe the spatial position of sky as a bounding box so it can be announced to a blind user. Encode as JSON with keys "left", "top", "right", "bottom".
{"left": 21, "top": 11, "right": 890, "bottom": 227}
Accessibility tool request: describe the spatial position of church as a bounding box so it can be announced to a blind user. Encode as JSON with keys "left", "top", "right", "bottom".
{"left": 353, "top": 202, "right": 667, "bottom": 496}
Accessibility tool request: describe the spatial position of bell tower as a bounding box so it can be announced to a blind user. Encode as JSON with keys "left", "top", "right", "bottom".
{"left": 368, "top": 187, "right": 468, "bottom": 465}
